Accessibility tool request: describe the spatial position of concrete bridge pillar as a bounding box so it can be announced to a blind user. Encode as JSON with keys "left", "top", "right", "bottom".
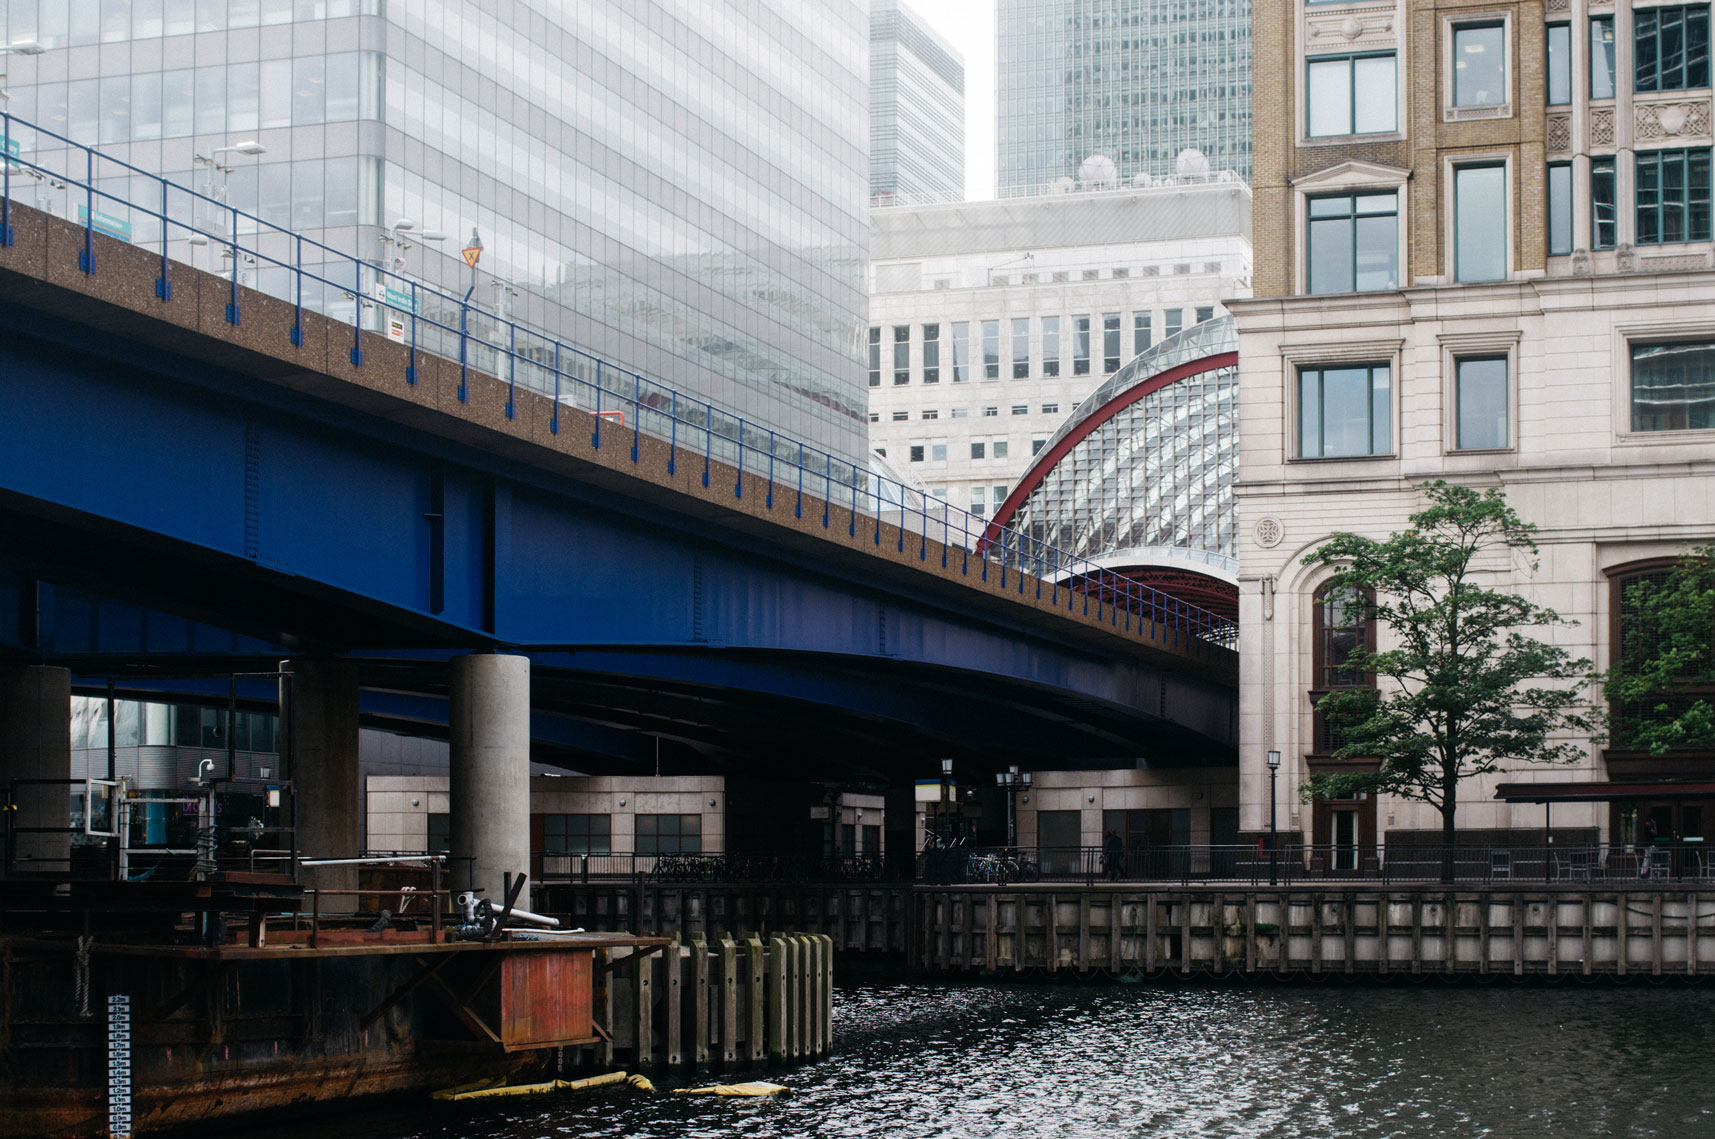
{"left": 449, "top": 653, "right": 530, "bottom": 906}
{"left": 0, "top": 665, "right": 71, "bottom": 873}
{"left": 281, "top": 660, "right": 361, "bottom": 907}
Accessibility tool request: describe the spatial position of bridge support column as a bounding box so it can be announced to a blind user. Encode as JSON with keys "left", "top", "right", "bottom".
{"left": 282, "top": 660, "right": 361, "bottom": 909}
{"left": 449, "top": 652, "right": 530, "bottom": 907}
{"left": 0, "top": 665, "right": 71, "bottom": 874}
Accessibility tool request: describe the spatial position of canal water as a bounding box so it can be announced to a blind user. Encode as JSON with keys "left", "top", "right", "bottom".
{"left": 259, "top": 978, "right": 1715, "bottom": 1138}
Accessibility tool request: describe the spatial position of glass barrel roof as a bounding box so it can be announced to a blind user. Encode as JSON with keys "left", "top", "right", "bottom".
{"left": 1002, "top": 316, "right": 1238, "bottom": 564}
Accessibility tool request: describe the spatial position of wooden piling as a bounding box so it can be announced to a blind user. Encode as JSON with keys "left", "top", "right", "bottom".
{"left": 746, "top": 936, "right": 766, "bottom": 1063}
{"left": 719, "top": 937, "right": 738, "bottom": 1066}
{"left": 766, "top": 935, "right": 787, "bottom": 1064}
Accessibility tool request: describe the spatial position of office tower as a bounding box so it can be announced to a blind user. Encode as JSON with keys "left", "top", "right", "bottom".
{"left": 0, "top": 1, "right": 871, "bottom": 463}
{"left": 996, "top": 0, "right": 1252, "bottom": 195}
{"left": 870, "top": 0, "right": 966, "bottom": 205}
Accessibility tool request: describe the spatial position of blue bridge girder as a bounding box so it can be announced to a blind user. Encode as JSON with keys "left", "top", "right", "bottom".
{"left": 0, "top": 198, "right": 1237, "bottom": 773}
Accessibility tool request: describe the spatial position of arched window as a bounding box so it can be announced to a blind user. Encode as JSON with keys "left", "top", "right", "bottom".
{"left": 1310, "top": 582, "right": 1373, "bottom": 756}
{"left": 1608, "top": 560, "right": 1712, "bottom": 755}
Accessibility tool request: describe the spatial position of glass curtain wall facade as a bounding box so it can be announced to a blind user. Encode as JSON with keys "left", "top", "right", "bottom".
{"left": 0, "top": 0, "right": 871, "bottom": 464}
{"left": 1005, "top": 317, "right": 1237, "bottom": 559}
{"left": 871, "top": 0, "right": 965, "bottom": 205}
{"left": 996, "top": 0, "right": 1252, "bottom": 195}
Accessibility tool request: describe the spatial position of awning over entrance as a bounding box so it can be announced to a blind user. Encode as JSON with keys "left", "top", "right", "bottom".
{"left": 1494, "top": 781, "right": 1715, "bottom": 803}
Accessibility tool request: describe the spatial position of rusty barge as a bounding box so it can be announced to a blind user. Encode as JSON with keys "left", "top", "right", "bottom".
{"left": 0, "top": 872, "right": 666, "bottom": 1138}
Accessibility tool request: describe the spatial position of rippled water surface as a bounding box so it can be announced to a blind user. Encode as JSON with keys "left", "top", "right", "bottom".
{"left": 262, "top": 979, "right": 1715, "bottom": 1138}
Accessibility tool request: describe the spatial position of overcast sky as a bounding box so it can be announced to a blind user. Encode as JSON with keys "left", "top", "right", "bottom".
{"left": 914, "top": 0, "right": 997, "bottom": 201}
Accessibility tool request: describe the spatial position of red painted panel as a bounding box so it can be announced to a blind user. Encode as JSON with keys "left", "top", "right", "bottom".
{"left": 500, "top": 949, "right": 594, "bottom": 1049}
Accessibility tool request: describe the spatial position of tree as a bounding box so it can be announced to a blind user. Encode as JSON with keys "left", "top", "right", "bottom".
{"left": 1302, "top": 481, "right": 1605, "bottom": 880}
{"left": 1606, "top": 546, "right": 1715, "bottom": 754}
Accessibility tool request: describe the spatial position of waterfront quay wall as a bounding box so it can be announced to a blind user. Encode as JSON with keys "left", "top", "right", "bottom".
{"left": 910, "top": 885, "right": 1715, "bottom": 978}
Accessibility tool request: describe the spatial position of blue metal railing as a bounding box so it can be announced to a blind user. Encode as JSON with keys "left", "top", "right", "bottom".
{"left": 0, "top": 113, "right": 1238, "bottom": 648}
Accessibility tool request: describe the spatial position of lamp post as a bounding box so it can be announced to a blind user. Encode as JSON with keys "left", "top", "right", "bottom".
{"left": 994, "top": 764, "right": 1032, "bottom": 849}
{"left": 939, "top": 758, "right": 954, "bottom": 845}
{"left": 1267, "top": 749, "right": 1281, "bottom": 885}
{"left": 0, "top": 39, "right": 46, "bottom": 101}
{"left": 191, "top": 141, "right": 265, "bottom": 274}
{"left": 378, "top": 216, "right": 446, "bottom": 274}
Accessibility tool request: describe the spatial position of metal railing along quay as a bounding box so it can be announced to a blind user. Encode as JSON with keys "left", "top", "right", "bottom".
{"left": 0, "top": 112, "right": 1236, "bottom": 649}
{"left": 917, "top": 843, "right": 1715, "bottom": 887}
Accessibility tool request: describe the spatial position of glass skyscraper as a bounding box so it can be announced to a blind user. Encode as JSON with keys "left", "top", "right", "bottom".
{"left": 869, "top": 0, "right": 964, "bottom": 206}
{"left": 996, "top": 0, "right": 1251, "bottom": 195}
{"left": 0, "top": 0, "right": 871, "bottom": 463}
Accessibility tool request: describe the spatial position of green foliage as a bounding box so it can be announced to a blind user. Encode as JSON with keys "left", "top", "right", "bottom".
{"left": 1606, "top": 545, "right": 1715, "bottom": 754}
{"left": 1301, "top": 482, "right": 1605, "bottom": 840}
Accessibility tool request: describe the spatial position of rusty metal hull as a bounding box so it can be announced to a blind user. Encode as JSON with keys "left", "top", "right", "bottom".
{"left": 0, "top": 932, "right": 658, "bottom": 1139}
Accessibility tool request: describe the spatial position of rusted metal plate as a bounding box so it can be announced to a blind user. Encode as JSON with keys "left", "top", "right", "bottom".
{"left": 499, "top": 947, "right": 593, "bottom": 1051}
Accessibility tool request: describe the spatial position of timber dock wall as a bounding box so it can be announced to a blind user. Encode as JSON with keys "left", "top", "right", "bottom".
{"left": 911, "top": 886, "right": 1715, "bottom": 977}
{"left": 545, "top": 883, "right": 912, "bottom": 954}
{"left": 593, "top": 935, "right": 834, "bottom": 1072}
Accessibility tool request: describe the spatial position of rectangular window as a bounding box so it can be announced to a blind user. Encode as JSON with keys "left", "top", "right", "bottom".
{"left": 1636, "top": 148, "right": 1713, "bottom": 244}
{"left": 1593, "top": 157, "right": 1618, "bottom": 249}
{"left": 993, "top": 484, "right": 1007, "bottom": 505}
{"left": 1011, "top": 404, "right": 1028, "bottom": 415}
{"left": 1032, "top": 438, "right": 1046, "bottom": 454}
{"left": 1455, "top": 357, "right": 1509, "bottom": 450}
{"left": 1012, "top": 318, "right": 1030, "bottom": 378}
{"left": 1134, "top": 312, "right": 1152, "bottom": 355}
{"left": 983, "top": 320, "right": 1000, "bottom": 379}
{"left": 1299, "top": 363, "right": 1392, "bottom": 457}
{"left": 971, "top": 441, "right": 986, "bottom": 459}
{"left": 892, "top": 410, "right": 909, "bottom": 421}
{"left": 1308, "top": 192, "right": 1400, "bottom": 293}
{"left": 868, "top": 327, "right": 880, "bottom": 388}
{"left": 1042, "top": 316, "right": 1061, "bottom": 376}
{"left": 1636, "top": 6, "right": 1710, "bottom": 93}
{"left": 1548, "top": 162, "right": 1573, "bottom": 256}
{"left": 993, "top": 440, "right": 1009, "bottom": 459}
{"left": 1196, "top": 306, "right": 1215, "bottom": 324}
{"left": 931, "top": 442, "right": 947, "bottom": 460}
{"left": 1631, "top": 341, "right": 1715, "bottom": 430}
{"left": 868, "top": 411, "right": 879, "bottom": 423}
{"left": 1547, "top": 24, "right": 1572, "bottom": 104}
{"left": 636, "top": 814, "right": 701, "bottom": 855}
{"left": 922, "top": 324, "right": 940, "bottom": 383}
{"left": 952, "top": 321, "right": 970, "bottom": 382}
{"left": 970, "top": 486, "right": 986, "bottom": 513}
{"left": 1592, "top": 16, "right": 1617, "bottom": 99}
{"left": 982, "top": 406, "right": 999, "bottom": 417}
{"left": 893, "top": 325, "right": 910, "bottom": 384}
{"left": 1454, "top": 165, "right": 1507, "bottom": 283}
{"left": 1307, "top": 53, "right": 1398, "bottom": 136}
{"left": 1453, "top": 23, "right": 1508, "bottom": 107}
{"left": 1103, "top": 313, "right": 1122, "bottom": 372}
{"left": 428, "top": 813, "right": 450, "bottom": 854}
{"left": 951, "top": 407, "right": 969, "bottom": 418}
{"left": 1165, "top": 309, "right": 1183, "bottom": 339}
{"left": 922, "top": 409, "right": 939, "bottom": 420}
{"left": 1073, "top": 315, "right": 1091, "bottom": 374}
{"left": 1041, "top": 402, "right": 1059, "bottom": 414}
{"left": 543, "top": 813, "right": 612, "bottom": 856}
{"left": 909, "top": 445, "right": 925, "bottom": 462}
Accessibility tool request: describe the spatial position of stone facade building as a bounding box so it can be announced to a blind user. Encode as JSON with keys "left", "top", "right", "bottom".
{"left": 1232, "top": 0, "right": 1715, "bottom": 859}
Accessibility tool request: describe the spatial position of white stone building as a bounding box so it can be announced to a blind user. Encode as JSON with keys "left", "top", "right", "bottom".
{"left": 867, "top": 181, "right": 1253, "bottom": 524}
{"left": 1231, "top": 278, "right": 1715, "bottom": 857}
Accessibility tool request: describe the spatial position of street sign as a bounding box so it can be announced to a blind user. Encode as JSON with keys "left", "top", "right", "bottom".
{"left": 462, "top": 243, "right": 482, "bottom": 268}
{"left": 4, "top": 138, "right": 18, "bottom": 159}
{"left": 371, "top": 283, "right": 416, "bottom": 313}
{"left": 76, "top": 204, "right": 132, "bottom": 243}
